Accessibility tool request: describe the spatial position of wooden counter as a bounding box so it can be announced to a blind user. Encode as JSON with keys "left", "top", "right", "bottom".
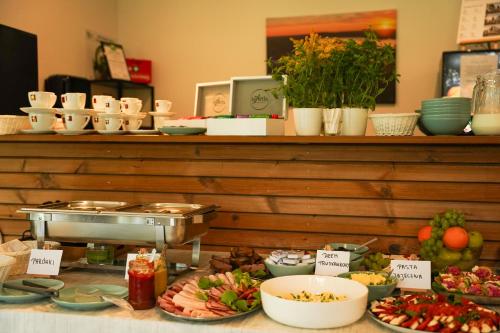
{"left": 0, "top": 135, "right": 498, "bottom": 264}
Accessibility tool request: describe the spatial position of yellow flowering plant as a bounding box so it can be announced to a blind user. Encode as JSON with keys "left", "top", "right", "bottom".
{"left": 268, "top": 31, "right": 398, "bottom": 110}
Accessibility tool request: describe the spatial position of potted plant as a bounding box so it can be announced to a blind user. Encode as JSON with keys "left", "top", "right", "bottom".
{"left": 269, "top": 31, "right": 398, "bottom": 136}
{"left": 335, "top": 31, "right": 398, "bottom": 135}
{"left": 268, "top": 33, "right": 331, "bottom": 135}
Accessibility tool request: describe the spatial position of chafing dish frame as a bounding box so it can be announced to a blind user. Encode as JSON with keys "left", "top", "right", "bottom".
{"left": 19, "top": 201, "right": 217, "bottom": 268}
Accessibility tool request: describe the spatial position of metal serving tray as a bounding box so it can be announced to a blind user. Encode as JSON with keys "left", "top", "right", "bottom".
{"left": 19, "top": 201, "right": 217, "bottom": 267}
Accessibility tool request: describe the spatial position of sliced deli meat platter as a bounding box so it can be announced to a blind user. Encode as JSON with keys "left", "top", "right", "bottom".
{"left": 157, "top": 270, "right": 261, "bottom": 321}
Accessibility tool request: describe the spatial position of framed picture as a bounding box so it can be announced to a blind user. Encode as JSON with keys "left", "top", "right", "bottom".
{"left": 266, "top": 10, "right": 397, "bottom": 104}
{"left": 194, "top": 81, "right": 231, "bottom": 117}
{"left": 229, "top": 76, "right": 287, "bottom": 119}
{"left": 101, "top": 42, "right": 131, "bottom": 81}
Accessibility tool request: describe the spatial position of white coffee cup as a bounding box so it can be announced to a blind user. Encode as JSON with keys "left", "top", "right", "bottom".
{"left": 92, "top": 95, "right": 113, "bottom": 111}
{"left": 63, "top": 112, "right": 90, "bottom": 130}
{"left": 122, "top": 117, "right": 143, "bottom": 131}
{"left": 61, "top": 93, "right": 86, "bottom": 109}
{"left": 29, "top": 112, "right": 56, "bottom": 130}
{"left": 104, "top": 99, "right": 121, "bottom": 113}
{"left": 104, "top": 115, "right": 123, "bottom": 131}
{"left": 120, "top": 100, "right": 142, "bottom": 114}
{"left": 155, "top": 100, "right": 172, "bottom": 113}
{"left": 28, "top": 91, "right": 57, "bottom": 108}
{"left": 92, "top": 113, "right": 106, "bottom": 130}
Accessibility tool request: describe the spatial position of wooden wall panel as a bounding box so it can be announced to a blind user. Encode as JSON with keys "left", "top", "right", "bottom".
{"left": 0, "top": 135, "right": 498, "bottom": 263}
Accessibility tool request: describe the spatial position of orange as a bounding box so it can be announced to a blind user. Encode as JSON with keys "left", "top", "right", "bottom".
{"left": 443, "top": 227, "right": 469, "bottom": 251}
{"left": 418, "top": 225, "right": 432, "bottom": 243}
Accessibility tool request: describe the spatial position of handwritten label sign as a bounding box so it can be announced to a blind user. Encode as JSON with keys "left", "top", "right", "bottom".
{"left": 314, "top": 250, "right": 350, "bottom": 276}
{"left": 27, "top": 249, "right": 63, "bottom": 275}
{"left": 390, "top": 260, "right": 431, "bottom": 290}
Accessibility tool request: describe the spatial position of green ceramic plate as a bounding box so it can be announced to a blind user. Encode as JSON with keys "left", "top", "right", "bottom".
{"left": 159, "top": 126, "right": 206, "bottom": 135}
{"left": 51, "top": 284, "right": 128, "bottom": 311}
{"left": 0, "top": 278, "right": 64, "bottom": 304}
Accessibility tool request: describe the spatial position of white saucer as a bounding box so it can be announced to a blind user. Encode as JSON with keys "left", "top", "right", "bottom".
{"left": 20, "top": 129, "right": 55, "bottom": 134}
{"left": 55, "top": 129, "right": 96, "bottom": 135}
{"left": 148, "top": 111, "right": 176, "bottom": 117}
{"left": 100, "top": 113, "right": 123, "bottom": 119}
{"left": 127, "top": 129, "right": 159, "bottom": 135}
{"left": 55, "top": 108, "right": 93, "bottom": 114}
{"left": 20, "top": 107, "right": 57, "bottom": 114}
{"left": 122, "top": 113, "right": 146, "bottom": 119}
{"left": 97, "top": 130, "right": 126, "bottom": 135}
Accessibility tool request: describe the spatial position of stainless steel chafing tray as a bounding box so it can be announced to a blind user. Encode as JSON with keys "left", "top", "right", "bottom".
{"left": 19, "top": 201, "right": 217, "bottom": 267}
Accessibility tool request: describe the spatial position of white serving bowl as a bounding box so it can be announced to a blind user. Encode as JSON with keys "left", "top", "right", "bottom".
{"left": 260, "top": 275, "right": 368, "bottom": 329}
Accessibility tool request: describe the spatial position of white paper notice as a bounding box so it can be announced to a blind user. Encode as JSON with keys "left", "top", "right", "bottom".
{"left": 460, "top": 54, "right": 498, "bottom": 97}
{"left": 390, "top": 260, "right": 431, "bottom": 290}
{"left": 314, "top": 250, "right": 350, "bottom": 276}
{"left": 124, "top": 253, "right": 138, "bottom": 280}
{"left": 124, "top": 253, "right": 160, "bottom": 279}
{"left": 27, "top": 249, "right": 63, "bottom": 275}
{"left": 457, "top": 0, "right": 500, "bottom": 44}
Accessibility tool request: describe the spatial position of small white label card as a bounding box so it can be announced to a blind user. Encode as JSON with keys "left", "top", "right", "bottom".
{"left": 124, "top": 253, "right": 138, "bottom": 280}
{"left": 124, "top": 253, "right": 160, "bottom": 279}
{"left": 27, "top": 249, "right": 63, "bottom": 275}
{"left": 390, "top": 260, "right": 431, "bottom": 290}
{"left": 315, "top": 250, "right": 350, "bottom": 276}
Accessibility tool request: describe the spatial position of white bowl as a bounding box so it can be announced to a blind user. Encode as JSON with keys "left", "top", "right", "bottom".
{"left": 260, "top": 275, "right": 368, "bottom": 329}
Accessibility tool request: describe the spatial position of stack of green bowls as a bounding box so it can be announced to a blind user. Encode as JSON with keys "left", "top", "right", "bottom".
{"left": 418, "top": 97, "right": 471, "bottom": 135}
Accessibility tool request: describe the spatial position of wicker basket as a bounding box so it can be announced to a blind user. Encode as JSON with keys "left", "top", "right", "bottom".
{"left": 369, "top": 113, "right": 420, "bottom": 136}
{"left": 1, "top": 240, "right": 60, "bottom": 276}
{"left": 0, "top": 254, "right": 16, "bottom": 283}
{"left": 0, "top": 116, "right": 30, "bottom": 134}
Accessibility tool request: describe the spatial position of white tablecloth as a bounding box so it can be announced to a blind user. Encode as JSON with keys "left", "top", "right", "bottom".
{"left": 0, "top": 250, "right": 393, "bottom": 333}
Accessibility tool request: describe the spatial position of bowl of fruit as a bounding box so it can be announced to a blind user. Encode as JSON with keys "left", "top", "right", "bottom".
{"left": 417, "top": 210, "right": 483, "bottom": 271}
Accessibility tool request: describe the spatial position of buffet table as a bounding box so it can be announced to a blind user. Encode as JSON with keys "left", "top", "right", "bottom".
{"left": 0, "top": 250, "right": 393, "bottom": 333}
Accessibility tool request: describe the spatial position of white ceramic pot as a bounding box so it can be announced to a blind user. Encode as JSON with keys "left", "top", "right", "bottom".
{"left": 323, "top": 108, "right": 342, "bottom": 135}
{"left": 341, "top": 107, "right": 368, "bottom": 136}
{"left": 293, "top": 107, "right": 323, "bottom": 136}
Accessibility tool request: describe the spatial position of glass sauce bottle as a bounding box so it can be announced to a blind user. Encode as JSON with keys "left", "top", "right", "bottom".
{"left": 128, "top": 256, "right": 155, "bottom": 310}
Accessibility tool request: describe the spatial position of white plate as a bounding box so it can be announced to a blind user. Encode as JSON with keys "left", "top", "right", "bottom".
{"left": 127, "top": 129, "right": 159, "bottom": 135}
{"left": 55, "top": 108, "right": 93, "bottom": 115}
{"left": 97, "top": 130, "right": 126, "bottom": 135}
{"left": 19, "top": 107, "right": 57, "bottom": 114}
{"left": 55, "top": 129, "right": 96, "bottom": 135}
{"left": 148, "top": 111, "right": 176, "bottom": 117}
{"left": 20, "top": 129, "right": 55, "bottom": 134}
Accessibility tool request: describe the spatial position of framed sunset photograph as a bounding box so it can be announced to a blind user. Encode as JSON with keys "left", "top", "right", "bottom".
{"left": 266, "top": 10, "right": 397, "bottom": 104}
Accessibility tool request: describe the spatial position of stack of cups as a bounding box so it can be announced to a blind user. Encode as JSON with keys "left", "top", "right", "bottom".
{"left": 101, "top": 98, "right": 123, "bottom": 131}
{"left": 120, "top": 97, "right": 145, "bottom": 131}
{"left": 60, "top": 93, "right": 90, "bottom": 131}
{"left": 23, "top": 91, "right": 57, "bottom": 131}
{"left": 91, "top": 95, "right": 113, "bottom": 130}
{"left": 149, "top": 100, "right": 174, "bottom": 129}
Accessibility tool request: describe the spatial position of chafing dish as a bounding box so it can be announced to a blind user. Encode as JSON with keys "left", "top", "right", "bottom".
{"left": 19, "top": 201, "right": 217, "bottom": 267}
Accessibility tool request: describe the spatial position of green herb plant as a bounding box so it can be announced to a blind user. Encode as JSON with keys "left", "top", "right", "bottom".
{"left": 268, "top": 30, "right": 398, "bottom": 111}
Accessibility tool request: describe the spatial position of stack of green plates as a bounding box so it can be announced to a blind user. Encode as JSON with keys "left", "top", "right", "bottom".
{"left": 419, "top": 97, "right": 471, "bottom": 135}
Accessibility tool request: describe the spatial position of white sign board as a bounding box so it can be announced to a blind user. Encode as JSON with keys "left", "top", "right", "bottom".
{"left": 27, "top": 249, "right": 63, "bottom": 275}
{"left": 314, "top": 250, "right": 350, "bottom": 276}
{"left": 390, "top": 260, "right": 431, "bottom": 290}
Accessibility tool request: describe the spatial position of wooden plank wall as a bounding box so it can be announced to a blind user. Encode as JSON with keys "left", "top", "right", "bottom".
{"left": 0, "top": 136, "right": 498, "bottom": 265}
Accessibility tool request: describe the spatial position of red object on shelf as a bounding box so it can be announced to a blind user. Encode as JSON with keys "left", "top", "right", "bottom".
{"left": 126, "top": 58, "right": 152, "bottom": 84}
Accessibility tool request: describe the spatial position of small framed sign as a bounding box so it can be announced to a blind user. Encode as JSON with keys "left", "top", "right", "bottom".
{"left": 229, "top": 76, "right": 287, "bottom": 119}
{"left": 194, "top": 81, "right": 231, "bottom": 117}
{"left": 101, "top": 42, "right": 131, "bottom": 81}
